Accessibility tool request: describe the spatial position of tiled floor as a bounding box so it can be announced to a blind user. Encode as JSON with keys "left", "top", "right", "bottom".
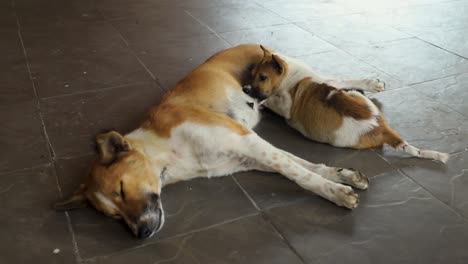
{"left": 2, "top": 0, "right": 468, "bottom": 263}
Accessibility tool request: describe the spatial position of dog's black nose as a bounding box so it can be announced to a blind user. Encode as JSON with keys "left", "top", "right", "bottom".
{"left": 242, "top": 86, "right": 251, "bottom": 94}
{"left": 137, "top": 225, "right": 153, "bottom": 239}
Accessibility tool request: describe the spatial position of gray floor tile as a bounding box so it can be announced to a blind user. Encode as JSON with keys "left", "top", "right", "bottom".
{"left": 344, "top": 38, "right": 468, "bottom": 85}
{"left": 365, "top": 1, "right": 468, "bottom": 36}
{"left": 186, "top": 3, "right": 288, "bottom": 33}
{"left": 220, "top": 24, "right": 337, "bottom": 57}
{"left": 266, "top": 171, "right": 468, "bottom": 264}
{"left": 296, "top": 14, "right": 410, "bottom": 48}
{"left": 0, "top": 100, "right": 50, "bottom": 172}
{"left": 259, "top": 0, "right": 357, "bottom": 22}
{"left": 418, "top": 27, "right": 468, "bottom": 59}
{"left": 130, "top": 34, "right": 230, "bottom": 89}
{"left": 0, "top": 166, "right": 77, "bottom": 264}
{"left": 85, "top": 215, "right": 303, "bottom": 264}
{"left": 41, "top": 82, "right": 164, "bottom": 158}
{"left": 410, "top": 72, "right": 468, "bottom": 117}
{"left": 21, "top": 23, "right": 152, "bottom": 98}
{"left": 400, "top": 151, "right": 468, "bottom": 218}
{"left": 296, "top": 50, "right": 403, "bottom": 90}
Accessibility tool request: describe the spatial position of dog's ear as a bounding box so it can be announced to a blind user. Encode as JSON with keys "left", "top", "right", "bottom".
{"left": 53, "top": 184, "right": 88, "bottom": 211}
{"left": 260, "top": 45, "right": 272, "bottom": 58}
{"left": 271, "top": 54, "right": 285, "bottom": 74}
{"left": 95, "top": 131, "right": 130, "bottom": 165}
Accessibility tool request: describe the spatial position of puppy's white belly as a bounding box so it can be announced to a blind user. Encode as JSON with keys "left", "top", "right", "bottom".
{"left": 332, "top": 117, "right": 378, "bottom": 147}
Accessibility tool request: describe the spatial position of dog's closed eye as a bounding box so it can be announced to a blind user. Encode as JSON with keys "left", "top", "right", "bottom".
{"left": 120, "top": 181, "right": 126, "bottom": 201}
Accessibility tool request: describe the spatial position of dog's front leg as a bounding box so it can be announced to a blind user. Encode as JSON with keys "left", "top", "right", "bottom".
{"left": 279, "top": 150, "right": 369, "bottom": 190}
{"left": 325, "top": 79, "right": 385, "bottom": 92}
{"left": 237, "top": 134, "right": 359, "bottom": 209}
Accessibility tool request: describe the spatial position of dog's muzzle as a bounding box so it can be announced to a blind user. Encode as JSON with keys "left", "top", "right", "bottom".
{"left": 133, "top": 193, "right": 165, "bottom": 239}
{"left": 136, "top": 207, "right": 163, "bottom": 239}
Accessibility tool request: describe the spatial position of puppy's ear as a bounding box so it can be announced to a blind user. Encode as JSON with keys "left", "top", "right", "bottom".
{"left": 53, "top": 184, "right": 88, "bottom": 211}
{"left": 271, "top": 54, "right": 286, "bottom": 74}
{"left": 95, "top": 131, "right": 130, "bottom": 165}
{"left": 260, "top": 45, "right": 272, "bottom": 58}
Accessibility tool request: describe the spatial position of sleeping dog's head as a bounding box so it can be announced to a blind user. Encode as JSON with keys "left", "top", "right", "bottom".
{"left": 54, "top": 131, "right": 164, "bottom": 239}
{"left": 244, "top": 45, "right": 288, "bottom": 101}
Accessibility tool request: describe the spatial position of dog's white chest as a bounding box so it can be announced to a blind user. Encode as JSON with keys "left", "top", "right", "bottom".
{"left": 163, "top": 124, "right": 248, "bottom": 185}
{"left": 226, "top": 89, "right": 261, "bottom": 129}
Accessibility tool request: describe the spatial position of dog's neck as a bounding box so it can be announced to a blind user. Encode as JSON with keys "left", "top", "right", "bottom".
{"left": 275, "top": 55, "right": 321, "bottom": 93}
{"left": 125, "top": 128, "right": 172, "bottom": 182}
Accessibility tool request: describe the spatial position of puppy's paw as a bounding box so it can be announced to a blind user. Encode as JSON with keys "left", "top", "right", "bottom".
{"left": 368, "top": 79, "right": 385, "bottom": 92}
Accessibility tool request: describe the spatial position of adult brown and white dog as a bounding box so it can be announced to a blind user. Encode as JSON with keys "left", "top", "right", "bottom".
{"left": 246, "top": 45, "right": 449, "bottom": 163}
{"left": 54, "top": 44, "right": 370, "bottom": 239}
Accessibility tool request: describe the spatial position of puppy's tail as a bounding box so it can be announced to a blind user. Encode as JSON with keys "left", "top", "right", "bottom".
{"left": 383, "top": 127, "right": 449, "bottom": 163}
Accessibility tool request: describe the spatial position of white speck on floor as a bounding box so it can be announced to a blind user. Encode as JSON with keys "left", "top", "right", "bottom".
{"left": 53, "top": 248, "right": 60, "bottom": 254}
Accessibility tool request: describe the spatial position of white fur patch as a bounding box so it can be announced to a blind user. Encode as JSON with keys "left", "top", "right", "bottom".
{"left": 397, "top": 142, "right": 449, "bottom": 163}
{"left": 333, "top": 93, "right": 380, "bottom": 147}
{"left": 226, "top": 88, "right": 262, "bottom": 129}
{"left": 95, "top": 192, "right": 118, "bottom": 211}
{"left": 326, "top": 90, "right": 337, "bottom": 100}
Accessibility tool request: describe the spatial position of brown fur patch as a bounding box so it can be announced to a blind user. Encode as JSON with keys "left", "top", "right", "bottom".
{"left": 353, "top": 115, "right": 403, "bottom": 149}
{"left": 143, "top": 103, "right": 250, "bottom": 138}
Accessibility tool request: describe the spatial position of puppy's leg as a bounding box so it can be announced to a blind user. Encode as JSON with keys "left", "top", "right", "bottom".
{"left": 395, "top": 142, "right": 449, "bottom": 163}
{"left": 237, "top": 134, "right": 359, "bottom": 209}
{"left": 280, "top": 151, "right": 369, "bottom": 190}
{"left": 326, "top": 79, "right": 385, "bottom": 92}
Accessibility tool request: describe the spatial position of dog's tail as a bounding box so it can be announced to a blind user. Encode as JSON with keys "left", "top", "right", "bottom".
{"left": 383, "top": 126, "right": 449, "bottom": 163}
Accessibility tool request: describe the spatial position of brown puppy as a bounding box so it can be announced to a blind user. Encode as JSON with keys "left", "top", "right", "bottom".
{"left": 248, "top": 46, "right": 449, "bottom": 163}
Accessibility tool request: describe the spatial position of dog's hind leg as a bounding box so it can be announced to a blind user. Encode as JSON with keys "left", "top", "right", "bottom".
{"left": 279, "top": 151, "right": 369, "bottom": 190}
{"left": 236, "top": 133, "right": 360, "bottom": 209}
{"left": 326, "top": 79, "right": 385, "bottom": 92}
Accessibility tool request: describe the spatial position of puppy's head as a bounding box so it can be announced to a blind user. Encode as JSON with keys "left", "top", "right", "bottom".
{"left": 54, "top": 131, "right": 165, "bottom": 239}
{"left": 246, "top": 45, "right": 288, "bottom": 101}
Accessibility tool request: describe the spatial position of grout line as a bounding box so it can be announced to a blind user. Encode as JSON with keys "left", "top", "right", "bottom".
{"left": 183, "top": 10, "right": 233, "bottom": 46}
{"left": 95, "top": 8, "right": 166, "bottom": 90}
{"left": 415, "top": 36, "right": 468, "bottom": 61}
{"left": 215, "top": 21, "right": 293, "bottom": 35}
{"left": 15, "top": 16, "right": 56, "bottom": 160}
{"left": 51, "top": 160, "right": 83, "bottom": 263}
{"left": 14, "top": 6, "right": 82, "bottom": 263}
{"left": 231, "top": 176, "right": 261, "bottom": 211}
{"left": 40, "top": 81, "right": 151, "bottom": 101}
{"left": 260, "top": 212, "right": 308, "bottom": 264}
{"left": 110, "top": 28, "right": 161, "bottom": 85}
{"left": 0, "top": 162, "right": 53, "bottom": 176}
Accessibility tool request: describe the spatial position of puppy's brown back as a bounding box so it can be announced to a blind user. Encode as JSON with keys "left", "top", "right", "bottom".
{"left": 289, "top": 78, "right": 375, "bottom": 144}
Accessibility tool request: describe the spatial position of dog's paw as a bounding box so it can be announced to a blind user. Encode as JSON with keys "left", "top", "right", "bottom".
{"left": 336, "top": 185, "right": 360, "bottom": 209}
{"left": 327, "top": 184, "right": 359, "bottom": 209}
{"left": 368, "top": 79, "right": 385, "bottom": 92}
{"left": 337, "top": 168, "right": 369, "bottom": 190}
